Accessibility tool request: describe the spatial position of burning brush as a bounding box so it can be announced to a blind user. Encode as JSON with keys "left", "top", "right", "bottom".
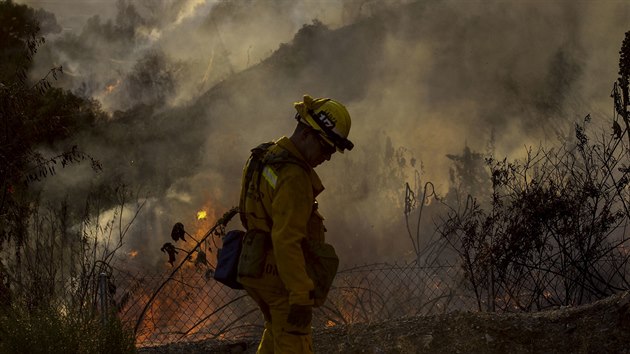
{"left": 139, "top": 207, "right": 239, "bottom": 334}
{"left": 160, "top": 207, "right": 238, "bottom": 267}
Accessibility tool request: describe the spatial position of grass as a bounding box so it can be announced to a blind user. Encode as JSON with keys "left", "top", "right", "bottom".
{"left": 0, "top": 304, "right": 137, "bottom": 354}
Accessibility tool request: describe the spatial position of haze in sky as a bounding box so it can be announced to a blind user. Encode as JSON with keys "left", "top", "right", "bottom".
{"left": 14, "top": 0, "right": 630, "bottom": 267}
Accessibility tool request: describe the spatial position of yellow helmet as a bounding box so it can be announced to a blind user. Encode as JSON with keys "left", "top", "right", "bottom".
{"left": 293, "top": 94, "right": 354, "bottom": 153}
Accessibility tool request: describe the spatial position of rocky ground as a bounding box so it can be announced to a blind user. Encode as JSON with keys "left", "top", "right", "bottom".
{"left": 140, "top": 291, "right": 630, "bottom": 353}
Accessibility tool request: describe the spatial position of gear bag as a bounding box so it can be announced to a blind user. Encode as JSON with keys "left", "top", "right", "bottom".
{"left": 237, "top": 229, "right": 270, "bottom": 278}
{"left": 302, "top": 238, "right": 339, "bottom": 307}
{"left": 214, "top": 229, "right": 245, "bottom": 289}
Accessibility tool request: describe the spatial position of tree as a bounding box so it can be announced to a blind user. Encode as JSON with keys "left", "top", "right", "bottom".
{"left": 439, "top": 32, "right": 630, "bottom": 312}
{"left": 0, "top": 0, "right": 106, "bottom": 309}
{"left": 445, "top": 145, "right": 491, "bottom": 207}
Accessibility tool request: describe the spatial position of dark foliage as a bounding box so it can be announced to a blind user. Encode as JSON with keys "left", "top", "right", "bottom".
{"left": 0, "top": 0, "right": 108, "bottom": 314}
{"left": 438, "top": 32, "right": 630, "bottom": 312}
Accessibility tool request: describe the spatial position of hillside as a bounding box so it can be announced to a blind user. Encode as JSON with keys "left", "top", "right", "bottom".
{"left": 143, "top": 290, "right": 630, "bottom": 353}
{"left": 45, "top": 0, "right": 630, "bottom": 266}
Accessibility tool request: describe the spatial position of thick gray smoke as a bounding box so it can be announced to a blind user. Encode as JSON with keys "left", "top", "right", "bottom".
{"left": 19, "top": 0, "right": 630, "bottom": 268}
{"left": 27, "top": 0, "right": 393, "bottom": 111}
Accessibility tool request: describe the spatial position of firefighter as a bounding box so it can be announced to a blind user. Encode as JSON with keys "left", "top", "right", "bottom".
{"left": 238, "top": 95, "right": 353, "bottom": 353}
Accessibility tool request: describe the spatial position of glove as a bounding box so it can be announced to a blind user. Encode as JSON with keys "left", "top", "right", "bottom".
{"left": 287, "top": 304, "right": 312, "bottom": 328}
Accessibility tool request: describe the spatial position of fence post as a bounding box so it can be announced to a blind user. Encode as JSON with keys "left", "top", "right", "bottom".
{"left": 98, "top": 272, "right": 108, "bottom": 325}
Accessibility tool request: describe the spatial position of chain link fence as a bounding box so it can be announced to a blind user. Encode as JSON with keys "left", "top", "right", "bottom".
{"left": 4, "top": 254, "right": 629, "bottom": 350}
{"left": 104, "top": 261, "right": 473, "bottom": 350}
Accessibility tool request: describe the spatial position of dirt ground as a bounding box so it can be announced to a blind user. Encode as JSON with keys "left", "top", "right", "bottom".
{"left": 142, "top": 291, "right": 630, "bottom": 353}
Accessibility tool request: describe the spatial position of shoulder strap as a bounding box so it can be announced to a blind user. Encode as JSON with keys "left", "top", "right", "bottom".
{"left": 239, "top": 141, "right": 311, "bottom": 229}
{"left": 240, "top": 142, "right": 274, "bottom": 228}
{"left": 264, "top": 149, "right": 310, "bottom": 170}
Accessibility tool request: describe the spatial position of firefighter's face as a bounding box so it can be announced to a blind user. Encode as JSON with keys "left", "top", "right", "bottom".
{"left": 306, "top": 129, "right": 336, "bottom": 167}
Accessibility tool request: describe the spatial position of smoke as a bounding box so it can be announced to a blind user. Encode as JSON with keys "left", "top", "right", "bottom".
{"left": 27, "top": 0, "right": 388, "bottom": 111}
{"left": 23, "top": 0, "right": 630, "bottom": 266}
